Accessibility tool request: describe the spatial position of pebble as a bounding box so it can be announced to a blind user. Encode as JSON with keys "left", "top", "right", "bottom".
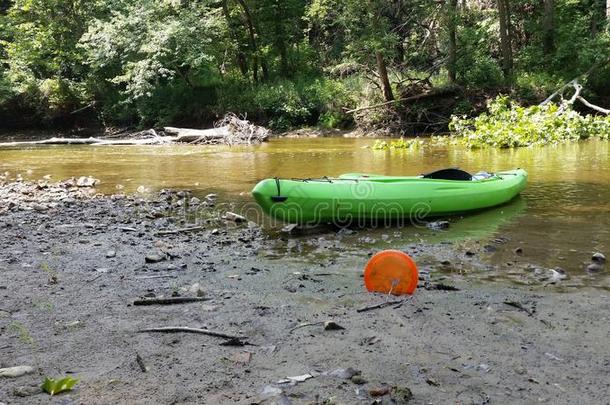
{"left": 592, "top": 252, "right": 606, "bottom": 263}
{"left": 145, "top": 254, "right": 166, "bottom": 263}
{"left": 351, "top": 375, "right": 367, "bottom": 385}
{"left": 328, "top": 367, "right": 360, "bottom": 379}
{"left": 106, "top": 250, "right": 116, "bottom": 258}
{"left": 13, "top": 385, "right": 43, "bottom": 397}
{"left": 586, "top": 263, "right": 603, "bottom": 272}
{"left": 0, "top": 365, "right": 34, "bottom": 378}
{"left": 426, "top": 220, "right": 450, "bottom": 230}
{"left": 514, "top": 247, "right": 523, "bottom": 255}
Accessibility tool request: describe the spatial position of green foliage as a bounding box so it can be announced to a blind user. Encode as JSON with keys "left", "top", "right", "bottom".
{"left": 372, "top": 137, "right": 424, "bottom": 150}
{"left": 216, "top": 76, "right": 353, "bottom": 131}
{"left": 41, "top": 376, "right": 79, "bottom": 396}
{"left": 0, "top": 0, "right": 609, "bottom": 130}
{"left": 449, "top": 96, "right": 610, "bottom": 148}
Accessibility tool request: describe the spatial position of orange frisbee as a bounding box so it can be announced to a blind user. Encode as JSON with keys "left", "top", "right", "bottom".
{"left": 364, "top": 250, "right": 418, "bottom": 295}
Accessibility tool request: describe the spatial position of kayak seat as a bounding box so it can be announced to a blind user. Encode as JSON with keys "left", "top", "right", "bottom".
{"left": 422, "top": 168, "right": 472, "bottom": 181}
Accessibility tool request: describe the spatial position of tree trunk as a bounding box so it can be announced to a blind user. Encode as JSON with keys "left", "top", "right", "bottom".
{"left": 375, "top": 51, "right": 394, "bottom": 102}
{"left": 542, "top": 0, "right": 555, "bottom": 55}
{"left": 496, "top": 0, "right": 513, "bottom": 79}
{"left": 235, "top": 0, "right": 260, "bottom": 82}
{"left": 447, "top": 0, "right": 458, "bottom": 83}
{"left": 221, "top": 0, "right": 249, "bottom": 78}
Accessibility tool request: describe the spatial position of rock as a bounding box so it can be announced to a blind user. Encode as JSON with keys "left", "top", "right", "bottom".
{"left": 225, "top": 211, "right": 246, "bottom": 223}
{"left": 328, "top": 367, "right": 360, "bottom": 379}
{"left": 76, "top": 176, "right": 98, "bottom": 187}
{"left": 592, "top": 252, "right": 606, "bottom": 263}
{"left": 259, "top": 385, "right": 283, "bottom": 400}
{"left": 586, "top": 263, "right": 603, "bottom": 273}
{"left": 205, "top": 193, "right": 218, "bottom": 201}
{"left": 391, "top": 385, "right": 414, "bottom": 404}
{"left": 188, "top": 283, "right": 205, "bottom": 297}
{"left": 145, "top": 253, "right": 166, "bottom": 263}
{"left": 229, "top": 351, "right": 252, "bottom": 364}
{"left": 13, "top": 385, "right": 43, "bottom": 397}
{"left": 0, "top": 365, "right": 35, "bottom": 378}
{"left": 106, "top": 250, "right": 116, "bottom": 258}
{"left": 351, "top": 375, "right": 367, "bottom": 385}
{"left": 514, "top": 247, "right": 523, "bottom": 255}
{"left": 426, "top": 220, "right": 450, "bottom": 230}
{"left": 369, "top": 386, "right": 390, "bottom": 397}
{"left": 323, "top": 321, "right": 345, "bottom": 331}
{"left": 189, "top": 197, "right": 201, "bottom": 205}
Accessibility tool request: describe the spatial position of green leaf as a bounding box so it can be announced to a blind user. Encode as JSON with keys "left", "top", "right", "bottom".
{"left": 41, "top": 376, "right": 79, "bottom": 396}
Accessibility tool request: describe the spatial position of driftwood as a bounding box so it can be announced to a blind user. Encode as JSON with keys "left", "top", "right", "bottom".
{"left": 133, "top": 297, "right": 210, "bottom": 306}
{"left": 155, "top": 226, "right": 204, "bottom": 236}
{"left": 137, "top": 326, "right": 244, "bottom": 340}
{"left": 0, "top": 114, "right": 269, "bottom": 147}
{"left": 356, "top": 298, "right": 407, "bottom": 313}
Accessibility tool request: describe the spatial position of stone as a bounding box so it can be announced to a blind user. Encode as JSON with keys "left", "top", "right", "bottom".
{"left": 351, "top": 375, "right": 367, "bottom": 385}
{"left": 106, "top": 250, "right": 116, "bottom": 258}
{"left": 0, "top": 366, "right": 34, "bottom": 378}
{"left": 145, "top": 254, "right": 166, "bottom": 263}
{"left": 426, "top": 221, "right": 450, "bottom": 230}
{"left": 586, "top": 263, "right": 603, "bottom": 272}
{"left": 592, "top": 252, "right": 606, "bottom": 263}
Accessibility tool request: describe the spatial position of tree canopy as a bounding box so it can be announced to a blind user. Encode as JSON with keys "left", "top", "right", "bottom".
{"left": 0, "top": 0, "right": 609, "bottom": 130}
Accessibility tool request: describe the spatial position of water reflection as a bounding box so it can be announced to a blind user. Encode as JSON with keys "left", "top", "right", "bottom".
{"left": 1, "top": 137, "right": 608, "bottom": 287}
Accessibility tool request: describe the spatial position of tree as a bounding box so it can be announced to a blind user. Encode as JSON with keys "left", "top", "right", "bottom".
{"left": 542, "top": 0, "right": 555, "bottom": 55}
{"left": 447, "top": 0, "right": 458, "bottom": 83}
{"left": 496, "top": 0, "right": 513, "bottom": 79}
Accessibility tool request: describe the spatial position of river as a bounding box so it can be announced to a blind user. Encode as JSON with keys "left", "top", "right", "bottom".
{"left": 1, "top": 137, "right": 608, "bottom": 287}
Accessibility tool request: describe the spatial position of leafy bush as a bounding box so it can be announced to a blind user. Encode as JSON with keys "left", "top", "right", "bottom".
{"left": 449, "top": 96, "right": 610, "bottom": 148}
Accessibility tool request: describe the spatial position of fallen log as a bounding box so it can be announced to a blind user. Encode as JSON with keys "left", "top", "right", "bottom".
{"left": 133, "top": 297, "right": 210, "bottom": 306}
{"left": 0, "top": 114, "right": 269, "bottom": 147}
{"left": 137, "top": 326, "right": 244, "bottom": 340}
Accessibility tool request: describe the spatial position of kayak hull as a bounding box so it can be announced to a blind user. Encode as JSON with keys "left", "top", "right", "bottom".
{"left": 252, "top": 169, "right": 527, "bottom": 225}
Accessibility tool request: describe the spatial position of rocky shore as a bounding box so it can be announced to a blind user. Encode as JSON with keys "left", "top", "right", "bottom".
{"left": 0, "top": 180, "right": 609, "bottom": 404}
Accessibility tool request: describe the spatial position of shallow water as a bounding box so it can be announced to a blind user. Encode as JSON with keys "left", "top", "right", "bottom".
{"left": 1, "top": 137, "right": 608, "bottom": 286}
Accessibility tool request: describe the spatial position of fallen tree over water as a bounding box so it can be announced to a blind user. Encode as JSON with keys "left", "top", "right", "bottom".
{"left": 0, "top": 114, "right": 269, "bottom": 147}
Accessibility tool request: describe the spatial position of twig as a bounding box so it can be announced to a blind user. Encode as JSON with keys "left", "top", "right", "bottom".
{"left": 503, "top": 301, "right": 533, "bottom": 316}
{"left": 135, "top": 274, "right": 178, "bottom": 280}
{"left": 135, "top": 352, "right": 148, "bottom": 372}
{"left": 137, "top": 326, "right": 244, "bottom": 340}
{"left": 356, "top": 298, "right": 406, "bottom": 313}
{"left": 155, "top": 226, "right": 204, "bottom": 236}
{"left": 133, "top": 297, "right": 210, "bottom": 306}
{"left": 86, "top": 273, "right": 105, "bottom": 283}
{"left": 289, "top": 321, "right": 323, "bottom": 333}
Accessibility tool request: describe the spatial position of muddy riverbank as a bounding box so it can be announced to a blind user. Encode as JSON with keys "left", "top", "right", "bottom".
{"left": 1, "top": 180, "right": 609, "bottom": 404}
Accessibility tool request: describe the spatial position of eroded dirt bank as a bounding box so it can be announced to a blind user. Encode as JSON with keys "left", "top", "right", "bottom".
{"left": 0, "top": 181, "right": 609, "bottom": 404}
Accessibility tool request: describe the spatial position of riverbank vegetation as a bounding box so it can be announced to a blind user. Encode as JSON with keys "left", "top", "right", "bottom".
{"left": 0, "top": 0, "right": 609, "bottom": 134}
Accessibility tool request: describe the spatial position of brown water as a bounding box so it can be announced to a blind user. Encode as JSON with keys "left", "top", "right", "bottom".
{"left": 1, "top": 137, "right": 609, "bottom": 287}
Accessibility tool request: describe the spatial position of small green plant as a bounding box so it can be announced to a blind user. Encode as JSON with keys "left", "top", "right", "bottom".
{"left": 7, "top": 321, "right": 34, "bottom": 344}
{"left": 41, "top": 376, "right": 79, "bottom": 395}
{"left": 40, "top": 262, "right": 58, "bottom": 284}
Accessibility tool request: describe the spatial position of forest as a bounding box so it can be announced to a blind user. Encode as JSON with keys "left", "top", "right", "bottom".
{"left": 0, "top": 0, "right": 609, "bottom": 134}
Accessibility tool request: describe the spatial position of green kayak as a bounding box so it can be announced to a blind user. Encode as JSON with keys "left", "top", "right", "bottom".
{"left": 252, "top": 168, "right": 527, "bottom": 225}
